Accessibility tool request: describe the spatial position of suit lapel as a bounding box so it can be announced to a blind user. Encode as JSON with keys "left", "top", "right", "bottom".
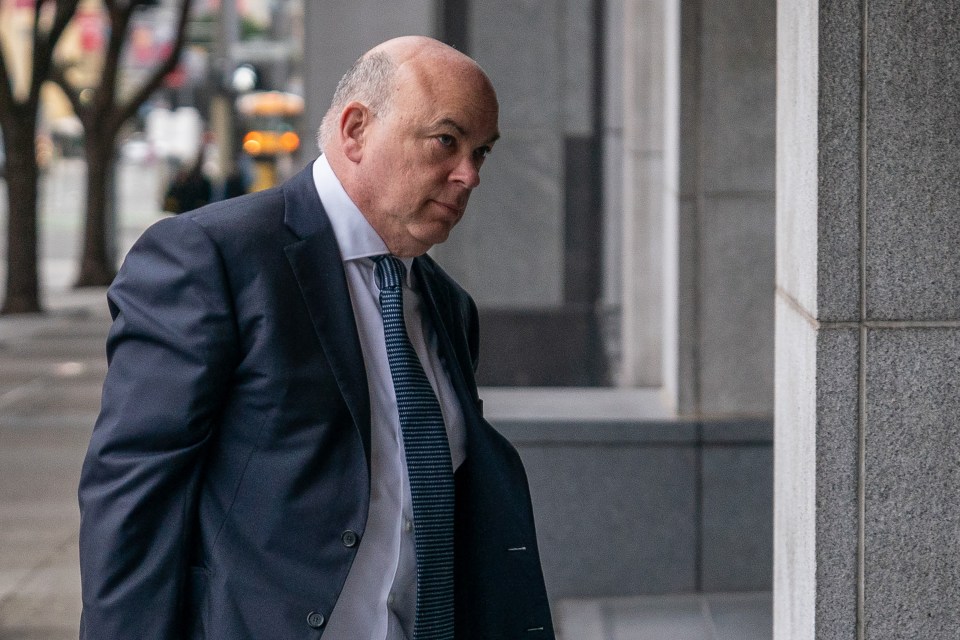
{"left": 282, "top": 165, "right": 372, "bottom": 469}
{"left": 414, "top": 258, "right": 482, "bottom": 421}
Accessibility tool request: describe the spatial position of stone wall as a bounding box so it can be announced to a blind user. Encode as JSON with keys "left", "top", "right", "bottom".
{"left": 775, "top": 2, "right": 960, "bottom": 638}
{"left": 501, "top": 418, "right": 773, "bottom": 599}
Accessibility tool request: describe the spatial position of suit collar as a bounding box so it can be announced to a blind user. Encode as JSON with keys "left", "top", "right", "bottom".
{"left": 282, "top": 163, "right": 372, "bottom": 469}
{"left": 282, "top": 161, "right": 326, "bottom": 239}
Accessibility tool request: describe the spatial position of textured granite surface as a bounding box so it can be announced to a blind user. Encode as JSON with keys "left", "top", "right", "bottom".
{"left": 865, "top": 3, "right": 960, "bottom": 321}
{"left": 431, "top": 0, "right": 576, "bottom": 311}
{"left": 677, "top": 0, "right": 703, "bottom": 199}
{"left": 619, "top": 0, "right": 675, "bottom": 388}
{"left": 816, "top": 0, "right": 864, "bottom": 322}
{"left": 864, "top": 328, "right": 960, "bottom": 639}
{"left": 814, "top": 328, "right": 860, "bottom": 640}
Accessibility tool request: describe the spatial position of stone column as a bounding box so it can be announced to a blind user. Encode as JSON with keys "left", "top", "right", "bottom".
{"left": 618, "top": 0, "right": 678, "bottom": 389}
{"left": 775, "top": 2, "right": 960, "bottom": 638}
{"left": 672, "top": 0, "right": 776, "bottom": 414}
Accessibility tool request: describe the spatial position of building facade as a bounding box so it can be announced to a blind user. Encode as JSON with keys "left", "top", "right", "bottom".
{"left": 300, "top": 2, "right": 960, "bottom": 638}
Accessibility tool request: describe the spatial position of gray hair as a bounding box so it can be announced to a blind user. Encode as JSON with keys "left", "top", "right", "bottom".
{"left": 317, "top": 51, "right": 396, "bottom": 151}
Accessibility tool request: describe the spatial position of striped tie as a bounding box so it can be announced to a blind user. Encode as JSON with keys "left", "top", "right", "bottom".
{"left": 373, "top": 255, "right": 455, "bottom": 640}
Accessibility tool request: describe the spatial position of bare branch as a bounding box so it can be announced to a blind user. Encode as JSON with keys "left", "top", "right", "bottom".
{"left": 30, "top": 0, "right": 81, "bottom": 105}
{"left": 47, "top": 0, "right": 82, "bottom": 46}
{"left": 29, "top": 0, "right": 46, "bottom": 100}
{"left": 96, "top": 0, "right": 137, "bottom": 115}
{"left": 49, "top": 62, "right": 86, "bottom": 125}
{"left": 117, "top": 0, "right": 195, "bottom": 126}
{"left": 32, "top": 0, "right": 44, "bottom": 40}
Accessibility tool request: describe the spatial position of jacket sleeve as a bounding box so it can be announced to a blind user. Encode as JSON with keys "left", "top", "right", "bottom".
{"left": 78, "top": 215, "right": 239, "bottom": 639}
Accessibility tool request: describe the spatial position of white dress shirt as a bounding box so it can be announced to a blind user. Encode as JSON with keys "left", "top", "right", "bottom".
{"left": 313, "top": 155, "right": 466, "bottom": 640}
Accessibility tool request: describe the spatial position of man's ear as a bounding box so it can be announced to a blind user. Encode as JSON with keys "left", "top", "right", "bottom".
{"left": 340, "top": 102, "right": 370, "bottom": 163}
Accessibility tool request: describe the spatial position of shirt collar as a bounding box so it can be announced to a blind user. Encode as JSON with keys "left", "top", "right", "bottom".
{"left": 312, "top": 155, "right": 414, "bottom": 287}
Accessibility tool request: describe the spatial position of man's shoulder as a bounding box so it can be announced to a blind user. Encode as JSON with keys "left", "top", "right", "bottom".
{"left": 174, "top": 162, "right": 319, "bottom": 244}
{"left": 180, "top": 187, "right": 287, "bottom": 238}
{"left": 130, "top": 186, "right": 295, "bottom": 275}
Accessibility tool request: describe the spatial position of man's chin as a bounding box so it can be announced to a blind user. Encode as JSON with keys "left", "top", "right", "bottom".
{"left": 390, "top": 235, "right": 443, "bottom": 258}
{"left": 411, "top": 225, "right": 455, "bottom": 251}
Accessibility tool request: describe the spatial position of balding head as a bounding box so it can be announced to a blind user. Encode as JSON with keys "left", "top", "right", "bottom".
{"left": 318, "top": 36, "right": 493, "bottom": 152}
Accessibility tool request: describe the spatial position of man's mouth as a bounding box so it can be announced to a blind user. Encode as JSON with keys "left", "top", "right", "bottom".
{"left": 433, "top": 200, "right": 465, "bottom": 216}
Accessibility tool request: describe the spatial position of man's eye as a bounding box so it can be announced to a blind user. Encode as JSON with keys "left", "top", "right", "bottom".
{"left": 475, "top": 146, "right": 491, "bottom": 159}
{"left": 437, "top": 134, "right": 455, "bottom": 147}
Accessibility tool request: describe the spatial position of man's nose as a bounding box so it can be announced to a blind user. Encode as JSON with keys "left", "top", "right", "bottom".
{"left": 450, "top": 155, "right": 481, "bottom": 189}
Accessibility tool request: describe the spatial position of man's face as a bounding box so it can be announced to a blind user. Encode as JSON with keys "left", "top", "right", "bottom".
{"left": 356, "top": 63, "right": 499, "bottom": 257}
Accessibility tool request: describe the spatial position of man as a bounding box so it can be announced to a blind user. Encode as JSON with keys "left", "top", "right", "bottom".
{"left": 78, "top": 36, "right": 554, "bottom": 639}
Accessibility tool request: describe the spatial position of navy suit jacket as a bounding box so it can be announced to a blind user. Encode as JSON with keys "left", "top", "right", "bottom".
{"left": 78, "top": 164, "right": 555, "bottom": 639}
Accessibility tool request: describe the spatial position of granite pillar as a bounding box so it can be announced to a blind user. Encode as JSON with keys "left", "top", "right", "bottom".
{"left": 775, "top": 2, "right": 960, "bottom": 638}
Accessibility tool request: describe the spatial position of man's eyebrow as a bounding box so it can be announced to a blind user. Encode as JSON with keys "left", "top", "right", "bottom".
{"left": 436, "top": 117, "right": 467, "bottom": 136}
{"left": 436, "top": 117, "right": 500, "bottom": 145}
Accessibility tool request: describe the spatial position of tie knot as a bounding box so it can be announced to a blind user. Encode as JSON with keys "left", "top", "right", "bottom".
{"left": 373, "top": 255, "right": 406, "bottom": 291}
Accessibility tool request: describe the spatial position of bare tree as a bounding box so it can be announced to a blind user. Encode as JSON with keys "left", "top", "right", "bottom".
{"left": 0, "top": 0, "right": 80, "bottom": 314}
{"left": 51, "top": 0, "right": 194, "bottom": 287}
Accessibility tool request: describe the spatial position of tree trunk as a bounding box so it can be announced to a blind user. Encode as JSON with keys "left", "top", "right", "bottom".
{"left": 2, "top": 119, "right": 42, "bottom": 314}
{"left": 75, "top": 129, "right": 117, "bottom": 287}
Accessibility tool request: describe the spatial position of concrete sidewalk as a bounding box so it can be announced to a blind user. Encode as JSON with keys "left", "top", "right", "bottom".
{"left": 0, "top": 288, "right": 110, "bottom": 639}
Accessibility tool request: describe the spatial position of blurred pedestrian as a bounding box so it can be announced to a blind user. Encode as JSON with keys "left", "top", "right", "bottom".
{"left": 163, "top": 150, "right": 212, "bottom": 214}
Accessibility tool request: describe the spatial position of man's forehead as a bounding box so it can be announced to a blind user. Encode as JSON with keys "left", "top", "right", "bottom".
{"left": 395, "top": 63, "right": 497, "bottom": 122}
{"left": 399, "top": 57, "right": 486, "bottom": 91}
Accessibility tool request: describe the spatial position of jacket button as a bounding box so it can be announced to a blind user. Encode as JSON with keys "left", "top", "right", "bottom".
{"left": 341, "top": 529, "right": 359, "bottom": 548}
{"left": 306, "top": 611, "right": 326, "bottom": 628}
